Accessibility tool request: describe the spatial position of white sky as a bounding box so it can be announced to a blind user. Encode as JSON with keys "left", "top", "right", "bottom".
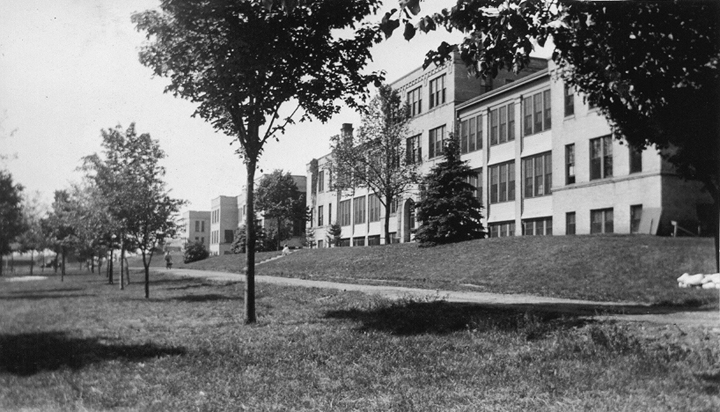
{"left": 0, "top": 0, "right": 464, "bottom": 212}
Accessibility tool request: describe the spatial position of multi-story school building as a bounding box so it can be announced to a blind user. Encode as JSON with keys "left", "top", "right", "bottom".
{"left": 306, "top": 57, "right": 712, "bottom": 247}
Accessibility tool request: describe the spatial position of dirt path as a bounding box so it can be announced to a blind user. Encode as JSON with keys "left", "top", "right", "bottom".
{"left": 161, "top": 268, "right": 720, "bottom": 330}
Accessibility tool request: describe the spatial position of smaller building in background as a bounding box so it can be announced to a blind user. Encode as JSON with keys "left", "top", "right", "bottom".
{"left": 210, "top": 195, "right": 239, "bottom": 255}
{"left": 180, "top": 210, "right": 211, "bottom": 251}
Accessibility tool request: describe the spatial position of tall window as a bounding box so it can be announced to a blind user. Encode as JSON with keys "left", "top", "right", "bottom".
{"left": 460, "top": 119, "right": 469, "bottom": 154}
{"left": 339, "top": 200, "right": 351, "bottom": 226}
{"left": 564, "top": 84, "right": 574, "bottom": 116}
{"left": 406, "top": 134, "right": 422, "bottom": 164}
{"left": 468, "top": 117, "right": 476, "bottom": 152}
{"left": 317, "top": 205, "right": 324, "bottom": 227}
{"left": 524, "top": 90, "right": 552, "bottom": 136}
{"left": 507, "top": 102, "right": 515, "bottom": 142}
{"left": 429, "top": 74, "right": 446, "bottom": 108}
{"left": 328, "top": 204, "right": 332, "bottom": 225}
{"left": 407, "top": 87, "right": 422, "bottom": 117}
{"left": 566, "top": 212, "right": 576, "bottom": 235}
{"left": 224, "top": 230, "right": 234, "bottom": 244}
{"left": 590, "top": 135, "right": 613, "bottom": 180}
{"left": 390, "top": 197, "right": 399, "bottom": 215}
{"left": 490, "top": 109, "right": 499, "bottom": 145}
{"left": 428, "top": 125, "right": 446, "bottom": 159}
{"left": 318, "top": 170, "right": 324, "bottom": 192}
{"left": 466, "top": 168, "right": 483, "bottom": 202}
{"left": 522, "top": 152, "right": 552, "bottom": 198}
{"left": 629, "top": 146, "right": 642, "bottom": 174}
{"left": 476, "top": 115, "right": 483, "bottom": 149}
{"left": 368, "top": 195, "right": 381, "bottom": 222}
{"left": 630, "top": 205, "right": 642, "bottom": 234}
{"left": 565, "top": 144, "right": 576, "bottom": 184}
{"left": 590, "top": 208, "right": 614, "bottom": 234}
{"left": 489, "top": 161, "right": 515, "bottom": 204}
{"left": 201, "top": 221, "right": 205, "bottom": 232}
{"left": 523, "top": 217, "right": 552, "bottom": 236}
{"left": 353, "top": 196, "right": 366, "bottom": 224}
{"left": 195, "top": 221, "right": 200, "bottom": 232}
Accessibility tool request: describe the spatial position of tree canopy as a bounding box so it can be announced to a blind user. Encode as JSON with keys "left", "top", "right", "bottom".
{"left": 415, "top": 137, "right": 486, "bottom": 246}
{"left": 0, "top": 170, "right": 25, "bottom": 277}
{"left": 133, "top": 0, "right": 385, "bottom": 323}
{"left": 330, "top": 85, "right": 419, "bottom": 244}
{"left": 255, "top": 170, "right": 306, "bottom": 250}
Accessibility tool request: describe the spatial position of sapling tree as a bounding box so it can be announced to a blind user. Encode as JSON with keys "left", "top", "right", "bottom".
{"left": 133, "top": 0, "right": 384, "bottom": 323}
{"left": 415, "top": 137, "right": 486, "bottom": 246}
{"left": 330, "top": 85, "right": 419, "bottom": 244}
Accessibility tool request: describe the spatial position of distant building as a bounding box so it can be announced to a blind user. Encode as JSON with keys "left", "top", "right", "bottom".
{"left": 306, "top": 57, "right": 712, "bottom": 246}
{"left": 180, "top": 210, "right": 210, "bottom": 250}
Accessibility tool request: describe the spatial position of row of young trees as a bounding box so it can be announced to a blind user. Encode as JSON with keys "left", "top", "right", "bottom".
{"left": 0, "top": 124, "right": 184, "bottom": 299}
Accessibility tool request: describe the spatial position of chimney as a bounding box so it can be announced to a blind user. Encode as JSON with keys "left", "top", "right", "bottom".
{"left": 341, "top": 123, "right": 353, "bottom": 138}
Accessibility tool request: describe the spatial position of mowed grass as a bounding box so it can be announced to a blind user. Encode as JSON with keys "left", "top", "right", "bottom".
{"left": 124, "top": 250, "right": 283, "bottom": 270}
{"left": 185, "top": 235, "right": 719, "bottom": 306}
{"left": 1, "top": 270, "right": 720, "bottom": 411}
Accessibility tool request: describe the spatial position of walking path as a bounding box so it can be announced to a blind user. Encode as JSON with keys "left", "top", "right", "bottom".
{"left": 161, "top": 267, "right": 720, "bottom": 329}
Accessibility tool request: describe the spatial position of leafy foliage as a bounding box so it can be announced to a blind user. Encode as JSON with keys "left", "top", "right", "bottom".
{"left": 82, "top": 124, "right": 185, "bottom": 297}
{"left": 133, "top": 0, "right": 385, "bottom": 323}
{"left": 255, "top": 170, "right": 306, "bottom": 249}
{"left": 330, "top": 85, "right": 419, "bottom": 244}
{"left": 326, "top": 222, "right": 342, "bottom": 247}
{"left": 183, "top": 241, "right": 209, "bottom": 264}
{"left": 415, "top": 137, "right": 485, "bottom": 246}
{"left": 232, "top": 223, "right": 268, "bottom": 254}
{"left": 0, "top": 171, "right": 25, "bottom": 276}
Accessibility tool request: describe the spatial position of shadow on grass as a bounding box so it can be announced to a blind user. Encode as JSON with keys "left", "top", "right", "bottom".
{"left": 173, "top": 294, "right": 241, "bottom": 302}
{"left": 2, "top": 288, "right": 84, "bottom": 295}
{"left": 0, "top": 331, "right": 186, "bottom": 376}
{"left": 326, "top": 300, "right": 600, "bottom": 336}
{"left": 0, "top": 294, "right": 90, "bottom": 301}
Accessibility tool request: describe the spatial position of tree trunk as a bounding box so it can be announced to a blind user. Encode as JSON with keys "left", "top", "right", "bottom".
{"left": 108, "top": 249, "right": 114, "bottom": 284}
{"left": 119, "top": 237, "right": 125, "bottom": 290}
{"left": 10, "top": 253, "right": 14, "bottom": 273}
{"left": 245, "top": 159, "right": 257, "bottom": 324}
{"left": 143, "top": 251, "right": 150, "bottom": 299}
{"left": 41, "top": 253, "right": 44, "bottom": 273}
{"left": 277, "top": 217, "right": 282, "bottom": 251}
{"left": 125, "top": 257, "right": 130, "bottom": 284}
{"left": 97, "top": 253, "right": 103, "bottom": 277}
{"left": 61, "top": 248, "right": 66, "bottom": 282}
{"left": 384, "top": 193, "right": 393, "bottom": 245}
{"left": 0, "top": 256, "right": 3, "bottom": 277}
{"left": 29, "top": 250, "right": 34, "bottom": 275}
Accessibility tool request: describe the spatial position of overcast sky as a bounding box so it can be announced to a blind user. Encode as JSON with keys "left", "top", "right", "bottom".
{"left": 0, "top": 0, "right": 463, "bottom": 212}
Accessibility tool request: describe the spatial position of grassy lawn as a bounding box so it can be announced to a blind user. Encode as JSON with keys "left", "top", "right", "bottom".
{"left": 1, "top": 270, "right": 719, "bottom": 411}
{"left": 124, "top": 250, "right": 283, "bottom": 270}
{"left": 185, "top": 235, "right": 719, "bottom": 306}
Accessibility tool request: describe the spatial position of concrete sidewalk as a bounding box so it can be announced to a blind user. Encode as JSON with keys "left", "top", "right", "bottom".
{"left": 157, "top": 267, "right": 720, "bottom": 328}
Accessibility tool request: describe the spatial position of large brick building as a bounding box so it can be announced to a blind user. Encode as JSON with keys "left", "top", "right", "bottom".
{"left": 307, "top": 58, "right": 712, "bottom": 246}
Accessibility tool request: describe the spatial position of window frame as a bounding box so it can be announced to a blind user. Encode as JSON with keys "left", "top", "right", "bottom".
{"left": 524, "top": 90, "right": 552, "bottom": 136}
{"left": 590, "top": 135, "right": 613, "bottom": 180}
{"left": 429, "top": 74, "right": 446, "bottom": 109}
{"left": 590, "top": 208, "right": 614, "bottom": 234}
{"left": 564, "top": 84, "right": 574, "bottom": 117}
{"left": 489, "top": 161, "right": 515, "bottom": 204}
{"left": 407, "top": 86, "right": 422, "bottom": 117}
{"left": 629, "top": 146, "right": 642, "bottom": 174}
{"left": 428, "top": 124, "right": 446, "bottom": 159}
{"left": 522, "top": 152, "right": 552, "bottom": 199}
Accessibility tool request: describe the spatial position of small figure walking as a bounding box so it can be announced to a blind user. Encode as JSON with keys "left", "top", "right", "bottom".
{"left": 282, "top": 244, "right": 290, "bottom": 256}
{"left": 164, "top": 251, "right": 172, "bottom": 269}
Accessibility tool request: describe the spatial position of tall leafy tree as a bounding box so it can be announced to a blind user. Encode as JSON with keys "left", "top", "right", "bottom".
{"left": 45, "top": 190, "right": 76, "bottom": 281}
{"left": 16, "top": 191, "right": 46, "bottom": 276}
{"left": 83, "top": 124, "right": 185, "bottom": 298}
{"left": 415, "top": 137, "right": 486, "bottom": 246}
{"left": 330, "top": 85, "right": 419, "bottom": 244}
{"left": 255, "top": 170, "right": 306, "bottom": 250}
{"left": 0, "top": 171, "right": 25, "bottom": 277}
{"left": 133, "top": 0, "right": 383, "bottom": 323}
{"left": 385, "top": 0, "right": 720, "bottom": 268}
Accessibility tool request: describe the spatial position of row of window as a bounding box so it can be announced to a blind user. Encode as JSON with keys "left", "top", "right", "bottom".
{"left": 406, "top": 74, "right": 447, "bottom": 118}
{"left": 193, "top": 220, "right": 206, "bottom": 233}
{"left": 488, "top": 205, "right": 642, "bottom": 237}
{"left": 565, "top": 137, "right": 642, "bottom": 184}
{"left": 316, "top": 169, "right": 333, "bottom": 193}
{"left": 210, "top": 230, "right": 233, "bottom": 245}
{"left": 326, "top": 234, "right": 397, "bottom": 248}
{"left": 325, "top": 195, "right": 399, "bottom": 227}
{"left": 211, "top": 209, "right": 220, "bottom": 224}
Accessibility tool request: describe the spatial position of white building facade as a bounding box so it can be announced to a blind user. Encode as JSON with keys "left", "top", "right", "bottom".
{"left": 307, "top": 58, "right": 713, "bottom": 246}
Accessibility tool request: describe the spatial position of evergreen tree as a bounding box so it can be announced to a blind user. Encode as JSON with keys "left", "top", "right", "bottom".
{"left": 415, "top": 137, "right": 485, "bottom": 246}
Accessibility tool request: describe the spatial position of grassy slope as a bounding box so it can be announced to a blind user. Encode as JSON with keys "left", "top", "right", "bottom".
{"left": 185, "top": 235, "right": 718, "bottom": 305}
{"left": 1, "top": 271, "right": 719, "bottom": 411}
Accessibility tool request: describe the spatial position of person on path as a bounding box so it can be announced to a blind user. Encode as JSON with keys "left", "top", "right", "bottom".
{"left": 282, "top": 244, "right": 290, "bottom": 256}
{"left": 164, "top": 251, "right": 172, "bottom": 269}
